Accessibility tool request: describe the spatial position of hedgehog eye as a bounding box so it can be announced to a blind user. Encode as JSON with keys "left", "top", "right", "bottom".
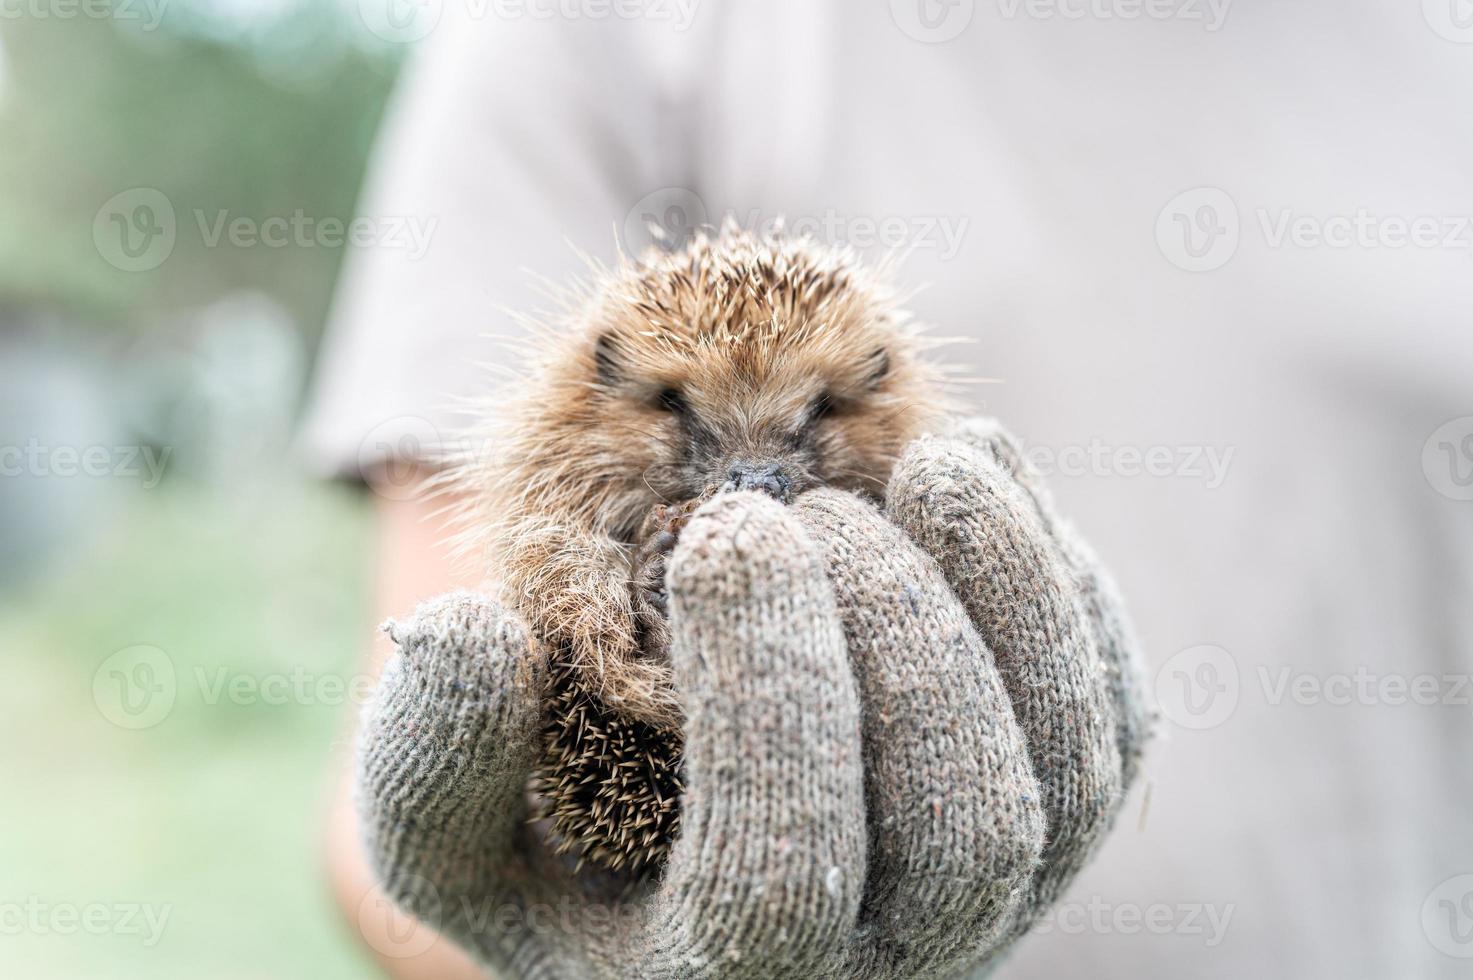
{"left": 808, "top": 390, "right": 836, "bottom": 425}
{"left": 655, "top": 387, "right": 688, "bottom": 414}
{"left": 865, "top": 348, "right": 891, "bottom": 388}
{"left": 593, "top": 333, "right": 623, "bottom": 387}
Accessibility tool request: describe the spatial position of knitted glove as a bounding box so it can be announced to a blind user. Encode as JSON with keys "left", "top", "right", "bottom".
{"left": 356, "top": 418, "right": 1151, "bottom": 979}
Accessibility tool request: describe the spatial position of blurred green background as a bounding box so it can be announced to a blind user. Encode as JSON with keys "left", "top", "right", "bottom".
{"left": 0, "top": 5, "right": 403, "bottom": 977}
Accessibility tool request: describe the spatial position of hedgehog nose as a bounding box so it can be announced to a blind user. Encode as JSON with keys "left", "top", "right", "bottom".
{"left": 722, "top": 461, "right": 794, "bottom": 503}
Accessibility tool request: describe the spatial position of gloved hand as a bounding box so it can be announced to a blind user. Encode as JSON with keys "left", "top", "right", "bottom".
{"left": 356, "top": 418, "right": 1151, "bottom": 979}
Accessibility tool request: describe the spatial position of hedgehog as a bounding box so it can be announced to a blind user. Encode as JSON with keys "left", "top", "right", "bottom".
{"left": 448, "top": 224, "right": 948, "bottom": 873}
{"left": 531, "top": 498, "right": 697, "bottom": 874}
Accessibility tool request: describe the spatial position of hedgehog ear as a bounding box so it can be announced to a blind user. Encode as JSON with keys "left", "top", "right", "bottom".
{"left": 594, "top": 333, "right": 623, "bottom": 387}
{"left": 865, "top": 348, "right": 891, "bottom": 388}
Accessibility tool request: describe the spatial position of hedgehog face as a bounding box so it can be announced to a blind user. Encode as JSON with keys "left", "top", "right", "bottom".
{"left": 513, "top": 231, "right": 943, "bottom": 543}
{"left": 590, "top": 320, "right": 921, "bottom": 513}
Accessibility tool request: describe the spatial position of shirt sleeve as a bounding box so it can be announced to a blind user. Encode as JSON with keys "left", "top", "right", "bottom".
{"left": 298, "top": 12, "right": 701, "bottom": 478}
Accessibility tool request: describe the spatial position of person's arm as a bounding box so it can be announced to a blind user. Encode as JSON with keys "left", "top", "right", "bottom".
{"left": 322, "top": 468, "right": 487, "bottom": 980}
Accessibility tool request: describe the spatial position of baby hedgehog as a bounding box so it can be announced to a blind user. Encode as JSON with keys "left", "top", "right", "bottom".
{"left": 451, "top": 225, "right": 945, "bottom": 870}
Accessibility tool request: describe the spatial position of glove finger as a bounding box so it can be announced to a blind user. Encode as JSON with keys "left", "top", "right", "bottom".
{"left": 944, "top": 416, "right": 1153, "bottom": 792}
{"left": 887, "top": 437, "right": 1124, "bottom": 932}
{"left": 794, "top": 489, "right": 1044, "bottom": 976}
{"left": 358, "top": 591, "right": 552, "bottom": 967}
{"left": 638, "top": 492, "right": 866, "bottom": 978}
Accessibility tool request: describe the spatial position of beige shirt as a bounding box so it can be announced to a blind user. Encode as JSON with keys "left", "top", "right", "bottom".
{"left": 304, "top": 3, "right": 1473, "bottom": 975}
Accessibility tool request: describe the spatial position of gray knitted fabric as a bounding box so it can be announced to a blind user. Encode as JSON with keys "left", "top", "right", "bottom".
{"left": 356, "top": 419, "right": 1152, "bottom": 979}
